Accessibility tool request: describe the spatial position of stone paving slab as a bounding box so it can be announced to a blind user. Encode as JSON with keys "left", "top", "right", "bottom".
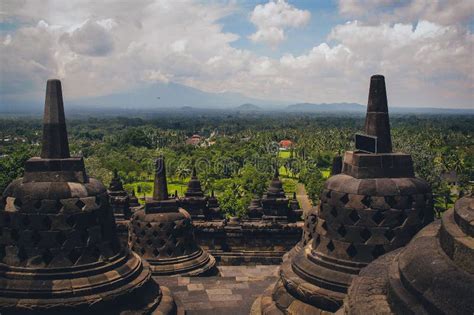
{"left": 154, "top": 265, "right": 279, "bottom": 315}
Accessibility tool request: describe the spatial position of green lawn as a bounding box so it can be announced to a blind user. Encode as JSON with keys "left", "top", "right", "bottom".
{"left": 279, "top": 165, "right": 292, "bottom": 177}
{"left": 125, "top": 178, "right": 189, "bottom": 199}
{"left": 322, "top": 170, "right": 330, "bottom": 178}
{"left": 168, "top": 181, "right": 188, "bottom": 197}
{"left": 279, "top": 150, "right": 291, "bottom": 158}
{"left": 282, "top": 178, "right": 297, "bottom": 195}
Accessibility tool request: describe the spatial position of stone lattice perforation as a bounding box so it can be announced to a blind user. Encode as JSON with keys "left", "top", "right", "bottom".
{"left": 312, "top": 189, "right": 432, "bottom": 262}
{"left": 0, "top": 194, "right": 120, "bottom": 268}
{"left": 303, "top": 209, "right": 318, "bottom": 246}
{"left": 109, "top": 193, "right": 131, "bottom": 219}
{"left": 2, "top": 194, "right": 105, "bottom": 214}
{"left": 131, "top": 216, "right": 198, "bottom": 260}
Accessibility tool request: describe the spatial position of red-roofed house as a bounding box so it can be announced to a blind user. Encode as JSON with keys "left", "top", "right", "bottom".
{"left": 279, "top": 140, "right": 294, "bottom": 149}
{"left": 186, "top": 134, "right": 202, "bottom": 146}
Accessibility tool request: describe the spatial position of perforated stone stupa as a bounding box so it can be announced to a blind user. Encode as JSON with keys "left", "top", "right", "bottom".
{"left": 130, "top": 157, "right": 216, "bottom": 276}
{"left": 179, "top": 166, "right": 223, "bottom": 221}
{"left": 343, "top": 193, "right": 474, "bottom": 315}
{"left": 129, "top": 189, "right": 141, "bottom": 209}
{"left": 254, "top": 74, "right": 434, "bottom": 314}
{"left": 0, "top": 79, "right": 175, "bottom": 315}
{"left": 261, "top": 168, "right": 293, "bottom": 222}
{"left": 108, "top": 169, "right": 131, "bottom": 221}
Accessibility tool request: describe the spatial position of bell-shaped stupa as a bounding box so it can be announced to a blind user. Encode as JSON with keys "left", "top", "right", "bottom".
{"left": 261, "top": 168, "right": 292, "bottom": 221}
{"left": 343, "top": 193, "right": 474, "bottom": 314}
{"left": 130, "top": 157, "right": 216, "bottom": 276}
{"left": 205, "top": 190, "right": 223, "bottom": 219}
{"left": 129, "top": 189, "right": 141, "bottom": 209}
{"left": 248, "top": 196, "right": 264, "bottom": 220}
{"left": 108, "top": 169, "right": 131, "bottom": 220}
{"left": 180, "top": 167, "right": 209, "bottom": 220}
{"left": 255, "top": 75, "right": 434, "bottom": 314}
{"left": 0, "top": 79, "right": 175, "bottom": 315}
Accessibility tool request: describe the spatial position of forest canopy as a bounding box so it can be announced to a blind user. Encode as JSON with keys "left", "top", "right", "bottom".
{"left": 1, "top": 112, "right": 472, "bottom": 217}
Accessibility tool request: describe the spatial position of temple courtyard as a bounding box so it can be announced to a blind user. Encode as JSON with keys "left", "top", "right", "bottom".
{"left": 155, "top": 265, "right": 279, "bottom": 315}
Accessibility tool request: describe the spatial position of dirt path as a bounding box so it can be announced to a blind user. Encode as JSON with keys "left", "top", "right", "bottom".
{"left": 296, "top": 183, "right": 313, "bottom": 215}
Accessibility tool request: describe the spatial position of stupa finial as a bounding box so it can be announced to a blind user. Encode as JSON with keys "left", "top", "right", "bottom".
{"left": 153, "top": 156, "right": 169, "bottom": 201}
{"left": 364, "top": 74, "right": 392, "bottom": 153}
{"left": 41, "top": 79, "right": 70, "bottom": 159}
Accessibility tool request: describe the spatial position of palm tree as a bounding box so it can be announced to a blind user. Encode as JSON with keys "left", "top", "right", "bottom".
{"left": 176, "top": 166, "right": 191, "bottom": 182}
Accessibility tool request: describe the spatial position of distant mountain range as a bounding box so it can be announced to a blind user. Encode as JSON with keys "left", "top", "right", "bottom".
{"left": 1, "top": 80, "right": 472, "bottom": 115}
{"left": 71, "top": 82, "right": 287, "bottom": 110}
{"left": 218, "top": 102, "right": 473, "bottom": 114}
{"left": 235, "top": 103, "right": 262, "bottom": 111}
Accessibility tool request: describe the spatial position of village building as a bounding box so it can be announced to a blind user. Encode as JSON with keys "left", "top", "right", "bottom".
{"left": 279, "top": 139, "right": 294, "bottom": 150}
{"left": 185, "top": 134, "right": 202, "bottom": 146}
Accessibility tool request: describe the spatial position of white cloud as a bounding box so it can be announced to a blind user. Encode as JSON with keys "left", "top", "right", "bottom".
{"left": 273, "top": 20, "right": 473, "bottom": 106}
{"left": 249, "top": 0, "right": 310, "bottom": 46}
{"left": 141, "top": 70, "right": 169, "bottom": 83}
{"left": 96, "top": 18, "right": 117, "bottom": 31}
{"left": 0, "top": 0, "right": 472, "bottom": 109}
{"left": 170, "top": 39, "right": 187, "bottom": 53}
{"left": 338, "top": 0, "right": 474, "bottom": 26}
{"left": 3, "top": 34, "right": 12, "bottom": 45}
{"left": 60, "top": 19, "right": 115, "bottom": 56}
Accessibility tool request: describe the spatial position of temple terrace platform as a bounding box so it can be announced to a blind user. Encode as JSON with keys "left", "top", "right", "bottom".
{"left": 155, "top": 265, "right": 279, "bottom": 315}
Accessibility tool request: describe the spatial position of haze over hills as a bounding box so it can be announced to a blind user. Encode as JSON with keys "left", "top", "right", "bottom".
{"left": 0, "top": 81, "right": 286, "bottom": 113}
{"left": 0, "top": 81, "right": 472, "bottom": 115}
{"left": 286, "top": 103, "right": 365, "bottom": 112}
{"left": 235, "top": 103, "right": 262, "bottom": 111}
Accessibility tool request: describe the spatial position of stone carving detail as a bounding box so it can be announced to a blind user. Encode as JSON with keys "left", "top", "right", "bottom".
{"left": 131, "top": 211, "right": 198, "bottom": 259}
{"left": 1, "top": 192, "right": 119, "bottom": 268}
{"left": 283, "top": 205, "right": 318, "bottom": 261}
{"left": 303, "top": 208, "right": 318, "bottom": 246}
{"left": 315, "top": 178, "right": 433, "bottom": 262}
{"left": 343, "top": 194, "right": 474, "bottom": 315}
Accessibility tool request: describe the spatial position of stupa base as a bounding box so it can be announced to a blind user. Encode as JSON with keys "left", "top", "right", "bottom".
{"left": 0, "top": 253, "right": 176, "bottom": 315}
{"left": 148, "top": 248, "right": 217, "bottom": 277}
{"left": 253, "top": 252, "right": 352, "bottom": 314}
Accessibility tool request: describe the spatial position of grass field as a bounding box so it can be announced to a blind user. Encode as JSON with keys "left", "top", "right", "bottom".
{"left": 279, "top": 165, "right": 296, "bottom": 178}
{"left": 125, "top": 178, "right": 189, "bottom": 199}
{"left": 168, "top": 181, "right": 189, "bottom": 197}
{"left": 281, "top": 178, "right": 297, "bottom": 195}
{"left": 322, "top": 170, "right": 330, "bottom": 178}
{"left": 278, "top": 150, "right": 291, "bottom": 158}
{"left": 124, "top": 164, "right": 309, "bottom": 202}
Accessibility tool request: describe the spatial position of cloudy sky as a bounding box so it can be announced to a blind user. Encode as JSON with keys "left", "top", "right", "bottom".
{"left": 1, "top": 0, "right": 473, "bottom": 108}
